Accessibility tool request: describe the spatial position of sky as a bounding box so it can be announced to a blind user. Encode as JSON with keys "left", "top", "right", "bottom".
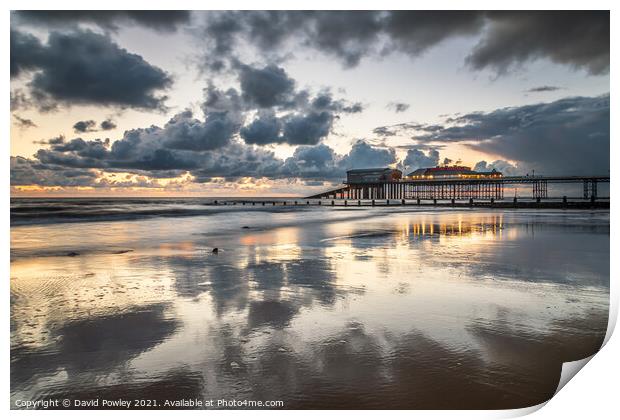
{"left": 9, "top": 10, "right": 610, "bottom": 197}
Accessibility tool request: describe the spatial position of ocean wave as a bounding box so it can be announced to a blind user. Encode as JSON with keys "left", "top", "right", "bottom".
{"left": 10, "top": 198, "right": 317, "bottom": 226}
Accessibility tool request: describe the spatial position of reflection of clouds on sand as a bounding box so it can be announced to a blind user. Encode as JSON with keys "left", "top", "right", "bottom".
{"left": 45, "top": 368, "right": 205, "bottom": 407}
{"left": 11, "top": 303, "right": 178, "bottom": 400}
{"left": 10, "top": 208, "right": 609, "bottom": 408}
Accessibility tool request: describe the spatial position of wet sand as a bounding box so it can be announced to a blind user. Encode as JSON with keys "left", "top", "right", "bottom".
{"left": 10, "top": 204, "right": 609, "bottom": 409}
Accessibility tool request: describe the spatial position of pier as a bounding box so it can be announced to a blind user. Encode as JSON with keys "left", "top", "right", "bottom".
{"left": 202, "top": 166, "right": 609, "bottom": 209}
{"left": 305, "top": 175, "right": 610, "bottom": 202}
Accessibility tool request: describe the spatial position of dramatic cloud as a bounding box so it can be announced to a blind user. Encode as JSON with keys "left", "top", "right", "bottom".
{"left": 161, "top": 110, "right": 238, "bottom": 151}
{"left": 238, "top": 64, "right": 296, "bottom": 108}
{"left": 200, "top": 11, "right": 608, "bottom": 75}
{"left": 33, "top": 135, "right": 65, "bottom": 146}
{"left": 13, "top": 108, "right": 399, "bottom": 187}
{"left": 467, "top": 11, "right": 609, "bottom": 75}
{"left": 380, "top": 11, "right": 482, "bottom": 56}
{"left": 72, "top": 119, "right": 117, "bottom": 133}
{"left": 230, "top": 64, "right": 362, "bottom": 146}
{"left": 100, "top": 119, "right": 117, "bottom": 130}
{"left": 387, "top": 102, "right": 410, "bottom": 113}
{"left": 9, "top": 29, "right": 45, "bottom": 77}
{"left": 12, "top": 114, "right": 37, "bottom": 129}
{"left": 402, "top": 148, "right": 440, "bottom": 171}
{"left": 414, "top": 95, "right": 609, "bottom": 174}
{"left": 373, "top": 122, "right": 426, "bottom": 138}
{"left": 13, "top": 11, "right": 191, "bottom": 32}
{"left": 73, "top": 120, "right": 97, "bottom": 133}
{"left": 339, "top": 140, "right": 398, "bottom": 169}
{"left": 10, "top": 29, "right": 173, "bottom": 110}
{"left": 19, "top": 92, "right": 606, "bottom": 188}
{"left": 280, "top": 112, "right": 334, "bottom": 145}
{"left": 241, "top": 109, "right": 345, "bottom": 146}
{"left": 239, "top": 111, "right": 282, "bottom": 145}
{"left": 11, "top": 156, "right": 98, "bottom": 187}
{"left": 10, "top": 89, "right": 31, "bottom": 111}
{"left": 526, "top": 86, "right": 563, "bottom": 93}
{"left": 279, "top": 144, "right": 343, "bottom": 181}
{"left": 473, "top": 160, "right": 519, "bottom": 176}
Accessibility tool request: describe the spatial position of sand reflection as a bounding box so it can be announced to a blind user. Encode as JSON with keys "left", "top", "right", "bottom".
{"left": 11, "top": 209, "right": 609, "bottom": 408}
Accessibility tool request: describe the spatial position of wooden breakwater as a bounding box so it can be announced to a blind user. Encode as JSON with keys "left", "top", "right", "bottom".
{"left": 204, "top": 197, "right": 609, "bottom": 210}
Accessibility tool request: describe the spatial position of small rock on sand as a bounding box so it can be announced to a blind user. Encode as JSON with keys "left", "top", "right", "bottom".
{"left": 277, "top": 347, "right": 287, "bottom": 353}
{"left": 230, "top": 361, "right": 241, "bottom": 369}
{"left": 66, "top": 252, "right": 80, "bottom": 257}
{"left": 212, "top": 248, "right": 219, "bottom": 254}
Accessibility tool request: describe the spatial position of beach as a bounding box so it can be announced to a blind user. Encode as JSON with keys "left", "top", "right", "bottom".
{"left": 10, "top": 199, "right": 609, "bottom": 409}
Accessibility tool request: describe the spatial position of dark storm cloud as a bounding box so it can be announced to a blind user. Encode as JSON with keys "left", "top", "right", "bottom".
{"left": 73, "top": 120, "right": 97, "bottom": 133}
{"left": 241, "top": 110, "right": 339, "bottom": 146}
{"left": 10, "top": 29, "right": 172, "bottom": 110}
{"left": 13, "top": 11, "right": 191, "bottom": 32}
{"left": 230, "top": 65, "right": 361, "bottom": 146}
{"left": 402, "top": 148, "right": 440, "bottom": 171}
{"left": 201, "top": 11, "right": 472, "bottom": 70}
{"left": 12, "top": 114, "right": 37, "bottom": 129}
{"left": 301, "top": 11, "right": 384, "bottom": 68}
{"left": 10, "top": 29, "right": 46, "bottom": 77}
{"left": 381, "top": 11, "right": 482, "bottom": 55}
{"left": 387, "top": 102, "right": 410, "bottom": 113}
{"left": 415, "top": 95, "right": 609, "bottom": 175}
{"left": 100, "top": 119, "right": 117, "bottom": 130}
{"left": 467, "top": 11, "right": 609, "bottom": 75}
{"left": 238, "top": 64, "right": 296, "bottom": 108}
{"left": 525, "top": 86, "right": 563, "bottom": 93}
{"left": 281, "top": 112, "right": 334, "bottom": 145}
{"left": 162, "top": 110, "right": 238, "bottom": 151}
{"left": 200, "top": 11, "right": 608, "bottom": 75}
{"left": 239, "top": 111, "right": 282, "bottom": 145}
